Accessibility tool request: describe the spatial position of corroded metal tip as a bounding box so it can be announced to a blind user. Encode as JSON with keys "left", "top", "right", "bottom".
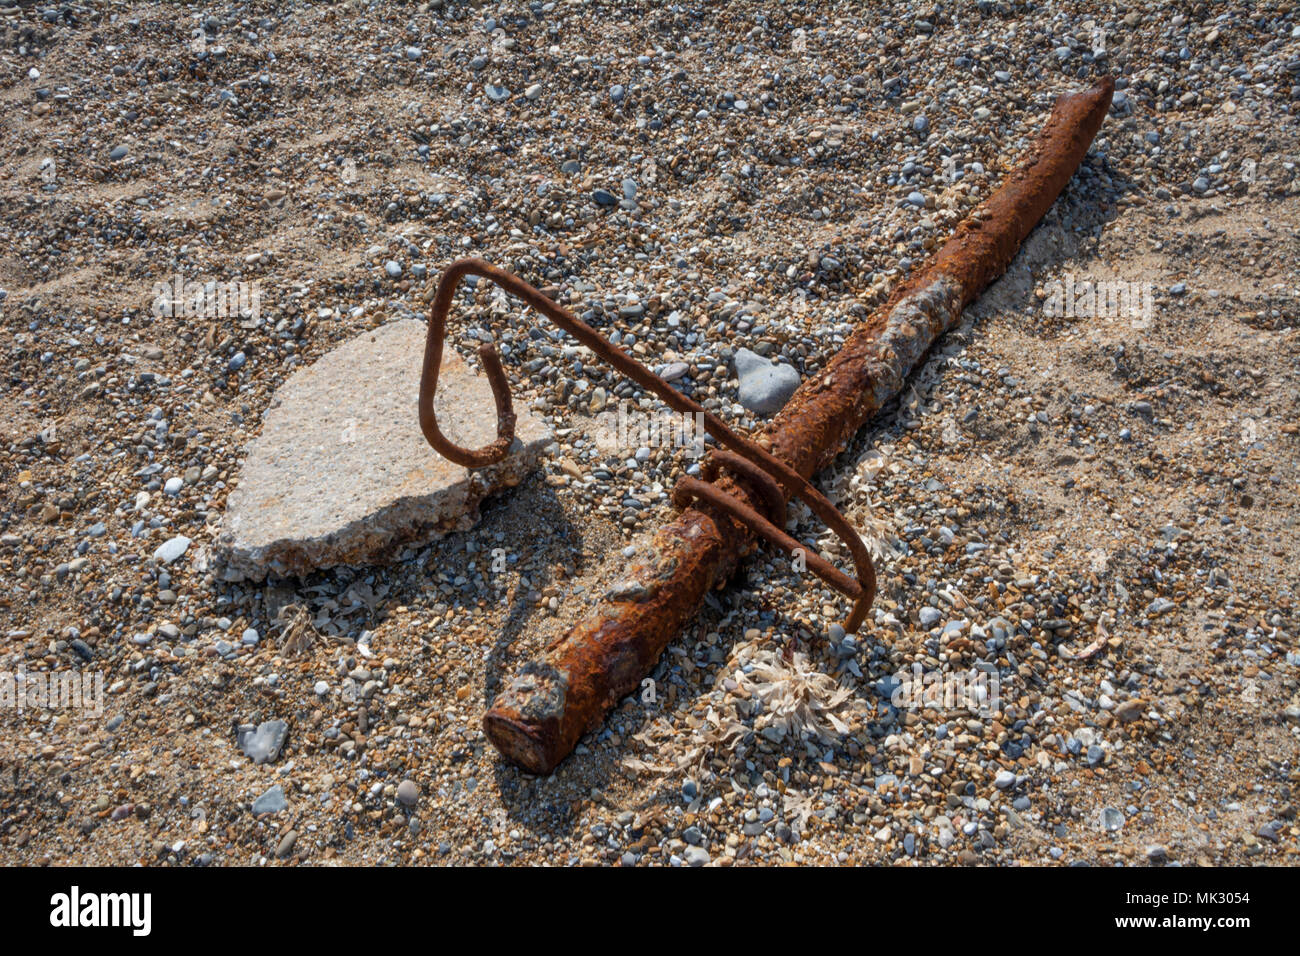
{"left": 483, "top": 710, "right": 556, "bottom": 775}
{"left": 483, "top": 660, "right": 569, "bottom": 774}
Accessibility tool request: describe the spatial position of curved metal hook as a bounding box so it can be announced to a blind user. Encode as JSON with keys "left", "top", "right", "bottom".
{"left": 419, "top": 257, "right": 877, "bottom": 632}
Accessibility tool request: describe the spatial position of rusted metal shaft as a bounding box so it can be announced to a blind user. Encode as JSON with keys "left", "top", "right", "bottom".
{"left": 484, "top": 78, "right": 1114, "bottom": 773}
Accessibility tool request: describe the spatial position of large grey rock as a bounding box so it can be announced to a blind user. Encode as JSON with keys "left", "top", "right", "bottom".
{"left": 215, "top": 319, "right": 549, "bottom": 580}
{"left": 734, "top": 347, "right": 801, "bottom": 417}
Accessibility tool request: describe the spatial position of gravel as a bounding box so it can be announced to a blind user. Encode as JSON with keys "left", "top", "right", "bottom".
{"left": 1, "top": 0, "right": 1296, "bottom": 870}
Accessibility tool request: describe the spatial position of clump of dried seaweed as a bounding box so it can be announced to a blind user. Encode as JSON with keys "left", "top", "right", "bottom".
{"left": 623, "top": 636, "right": 863, "bottom": 777}
{"left": 733, "top": 642, "right": 857, "bottom": 743}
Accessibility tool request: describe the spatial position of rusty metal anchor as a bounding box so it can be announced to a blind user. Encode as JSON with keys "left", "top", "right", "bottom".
{"left": 421, "top": 78, "right": 1114, "bottom": 774}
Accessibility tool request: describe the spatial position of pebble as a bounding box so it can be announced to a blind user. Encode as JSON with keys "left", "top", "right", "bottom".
{"left": 239, "top": 720, "right": 289, "bottom": 765}
{"left": 733, "top": 348, "right": 800, "bottom": 416}
{"left": 397, "top": 779, "right": 419, "bottom": 806}
{"left": 683, "top": 846, "right": 710, "bottom": 867}
{"left": 153, "top": 536, "right": 191, "bottom": 564}
{"left": 252, "top": 785, "right": 286, "bottom": 816}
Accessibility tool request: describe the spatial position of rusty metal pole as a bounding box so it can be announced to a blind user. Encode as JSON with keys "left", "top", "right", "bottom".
{"left": 483, "top": 78, "right": 1114, "bottom": 773}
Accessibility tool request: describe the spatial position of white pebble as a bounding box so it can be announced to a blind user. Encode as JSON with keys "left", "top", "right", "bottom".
{"left": 153, "top": 536, "right": 191, "bottom": 564}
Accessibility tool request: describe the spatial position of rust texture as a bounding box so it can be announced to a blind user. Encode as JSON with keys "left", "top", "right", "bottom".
{"left": 471, "top": 78, "right": 1114, "bottom": 773}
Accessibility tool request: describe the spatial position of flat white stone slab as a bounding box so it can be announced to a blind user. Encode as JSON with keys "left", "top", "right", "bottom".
{"left": 214, "top": 319, "right": 549, "bottom": 580}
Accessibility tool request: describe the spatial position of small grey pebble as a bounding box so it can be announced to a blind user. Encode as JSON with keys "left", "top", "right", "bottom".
{"left": 252, "top": 784, "right": 286, "bottom": 816}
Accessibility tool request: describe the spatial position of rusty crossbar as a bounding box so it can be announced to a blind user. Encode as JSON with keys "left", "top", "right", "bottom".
{"left": 421, "top": 78, "right": 1114, "bottom": 774}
